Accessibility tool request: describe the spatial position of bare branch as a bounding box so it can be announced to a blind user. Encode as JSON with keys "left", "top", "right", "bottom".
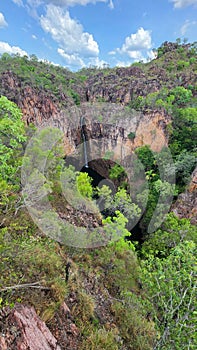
{"left": 0, "top": 281, "right": 51, "bottom": 292}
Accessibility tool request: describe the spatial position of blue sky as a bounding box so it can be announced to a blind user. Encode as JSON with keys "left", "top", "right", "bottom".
{"left": 0, "top": 0, "right": 196, "bottom": 70}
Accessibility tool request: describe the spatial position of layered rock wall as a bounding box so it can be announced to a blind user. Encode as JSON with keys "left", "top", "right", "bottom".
{"left": 19, "top": 96, "right": 171, "bottom": 163}
{"left": 172, "top": 167, "right": 197, "bottom": 225}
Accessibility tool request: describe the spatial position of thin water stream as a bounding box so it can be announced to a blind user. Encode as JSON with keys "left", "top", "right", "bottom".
{"left": 80, "top": 116, "right": 88, "bottom": 168}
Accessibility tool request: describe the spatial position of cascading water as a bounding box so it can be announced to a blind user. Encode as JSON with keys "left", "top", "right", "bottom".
{"left": 80, "top": 116, "right": 88, "bottom": 168}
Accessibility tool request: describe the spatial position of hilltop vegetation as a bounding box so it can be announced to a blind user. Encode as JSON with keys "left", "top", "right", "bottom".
{"left": 0, "top": 41, "right": 197, "bottom": 349}
{"left": 0, "top": 40, "right": 196, "bottom": 108}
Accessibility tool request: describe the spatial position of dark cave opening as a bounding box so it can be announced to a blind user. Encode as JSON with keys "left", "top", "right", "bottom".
{"left": 130, "top": 222, "right": 144, "bottom": 244}
{"left": 80, "top": 166, "right": 105, "bottom": 188}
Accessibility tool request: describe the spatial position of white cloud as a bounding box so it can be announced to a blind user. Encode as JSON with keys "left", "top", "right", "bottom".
{"left": 0, "top": 13, "right": 8, "bottom": 28}
{"left": 108, "top": 50, "right": 116, "bottom": 55}
{"left": 88, "top": 56, "right": 108, "bottom": 67}
{"left": 58, "top": 48, "right": 108, "bottom": 69}
{"left": 32, "top": 34, "right": 38, "bottom": 39}
{"left": 127, "top": 50, "right": 144, "bottom": 60}
{"left": 39, "top": 57, "right": 60, "bottom": 66}
{"left": 147, "top": 50, "right": 156, "bottom": 60}
{"left": 47, "top": 0, "right": 105, "bottom": 5}
{"left": 116, "top": 60, "right": 131, "bottom": 67}
{"left": 12, "top": 0, "right": 24, "bottom": 6}
{"left": 0, "top": 41, "right": 28, "bottom": 56}
{"left": 120, "top": 27, "right": 152, "bottom": 53}
{"left": 123, "top": 50, "right": 153, "bottom": 62}
{"left": 171, "top": 0, "right": 197, "bottom": 8}
{"left": 27, "top": 0, "right": 42, "bottom": 6}
{"left": 108, "top": 0, "right": 114, "bottom": 9}
{"left": 27, "top": 0, "right": 113, "bottom": 8}
{"left": 110, "top": 28, "right": 154, "bottom": 65}
{"left": 40, "top": 5, "right": 99, "bottom": 57}
{"left": 58, "top": 48, "right": 85, "bottom": 67}
{"left": 180, "top": 19, "right": 197, "bottom": 35}
{"left": 115, "top": 49, "right": 155, "bottom": 65}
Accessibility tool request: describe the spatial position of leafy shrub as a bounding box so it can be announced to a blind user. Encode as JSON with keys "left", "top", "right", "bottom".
{"left": 177, "top": 60, "right": 190, "bottom": 70}
{"left": 170, "top": 86, "right": 192, "bottom": 106}
{"left": 141, "top": 212, "right": 197, "bottom": 258}
{"left": 112, "top": 295, "right": 155, "bottom": 350}
{"left": 0, "top": 96, "right": 26, "bottom": 183}
{"left": 69, "top": 89, "right": 81, "bottom": 105}
{"left": 127, "top": 131, "right": 136, "bottom": 140}
{"left": 77, "top": 172, "right": 93, "bottom": 198}
{"left": 109, "top": 164, "right": 125, "bottom": 180}
{"left": 81, "top": 328, "right": 119, "bottom": 350}
{"left": 141, "top": 241, "right": 197, "bottom": 349}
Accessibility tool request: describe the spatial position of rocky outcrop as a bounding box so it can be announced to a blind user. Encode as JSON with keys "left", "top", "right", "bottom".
{"left": 85, "top": 66, "right": 160, "bottom": 103}
{"left": 84, "top": 55, "right": 196, "bottom": 104}
{"left": 0, "top": 304, "right": 61, "bottom": 350}
{"left": 23, "top": 101, "right": 170, "bottom": 169}
{"left": 0, "top": 71, "right": 171, "bottom": 167}
{"left": 172, "top": 167, "right": 197, "bottom": 225}
{"left": 1, "top": 44, "right": 195, "bottom": 129}
{"left": 0, "top": 71, "right": 74, "bottom": 125}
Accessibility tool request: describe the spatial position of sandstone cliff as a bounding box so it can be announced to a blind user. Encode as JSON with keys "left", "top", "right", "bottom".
{"left": 172, "top": 167, "right": 197, "bottom": 225}
{"left": 0, "top": 69, "right": 172, "bottom": 161}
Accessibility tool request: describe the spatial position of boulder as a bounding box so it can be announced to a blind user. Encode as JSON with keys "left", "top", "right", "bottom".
{"left": 0, "top": 304, "right": 61, "bottom": 350}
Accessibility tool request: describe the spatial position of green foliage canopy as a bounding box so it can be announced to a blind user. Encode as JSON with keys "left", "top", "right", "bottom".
{"left": 0, "top": 96, "right": 26, "bottom": 183}
{"left": 141, "top": 241, "right": 197, "bottom": 349}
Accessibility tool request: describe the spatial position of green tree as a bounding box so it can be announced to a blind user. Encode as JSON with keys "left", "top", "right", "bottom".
{"left": 174, "top": 150, "right": 196, "bottom": 191}
{"left": 135, "top": 146, "right": 157, "bottom": 172}
{"left": 169, "top": 107, "right": 197, "bottom": 155}
{"left": 170, "top": 86, "right": 192, "bottom": 106}
{"left": 0, "top": 96, "right": 27, "bottom": 214}
{"left": 99, "top": 186, "right": 141, "bottom": 230}
{"left": 141, "top": 241, "right": 197, "bottom": 349}
{"left": 0, "top": 96, "right": 27, "bottom": 183}
{"left": 109, "top": 164, "right": 126, "bottom": 180}
{"left": 141, "top": 213, "right": 197, "bottom": 258}
{"left": 145, "top": 92, "right": 159, "bottom": 108}
{"left": 102, "top": 210, "right": 136, "bottom": 250}
{"left": 136, "top": 178, "right": 176, "bottom": 236}
{"left": 77, "top": 172, "right": 93, "bottom": 198}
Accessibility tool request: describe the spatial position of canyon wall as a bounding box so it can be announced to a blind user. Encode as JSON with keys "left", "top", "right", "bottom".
{"left": 172, "top": 167, "right": 197, "bottom": 225}
{"left": 1, "top": 71, "right": 171, "bottom": 163}
{"left": 20, "top": 95, "right": 171, "bottom": 165}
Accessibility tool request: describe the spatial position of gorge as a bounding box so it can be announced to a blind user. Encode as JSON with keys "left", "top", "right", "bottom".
{"left": 0, "top": 41, "right": 196, "bottom": 350}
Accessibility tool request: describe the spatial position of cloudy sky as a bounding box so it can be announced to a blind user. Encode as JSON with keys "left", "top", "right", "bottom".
{"left": 0, "top": 0, "right": 196, "bottom": 70}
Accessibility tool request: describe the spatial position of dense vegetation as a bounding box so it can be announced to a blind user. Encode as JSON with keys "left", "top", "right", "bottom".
{"left": 0, "top": 41, "right": 197, "bottom": 349}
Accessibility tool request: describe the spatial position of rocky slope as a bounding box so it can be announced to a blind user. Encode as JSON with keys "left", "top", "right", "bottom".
{"left": 0, "top": 41, "right": 196, "bottom": 118}
{"left": 0, "top": 304, "right": 61, "bottom": 350}
{"left": 172, "top": 166, "right": 197, "bottom": 225}
{"left": 0, "top": 69, "right": 172, "bottom": 170}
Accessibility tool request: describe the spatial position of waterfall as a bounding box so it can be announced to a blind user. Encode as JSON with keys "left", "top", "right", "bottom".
{"left": 80, "top": 116, "right": 88, "bottom": 168}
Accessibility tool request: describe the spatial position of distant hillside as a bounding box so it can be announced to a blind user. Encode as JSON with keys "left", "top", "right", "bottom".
{"left": 0, "top": 41, "right": 196, "bottom": 110}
